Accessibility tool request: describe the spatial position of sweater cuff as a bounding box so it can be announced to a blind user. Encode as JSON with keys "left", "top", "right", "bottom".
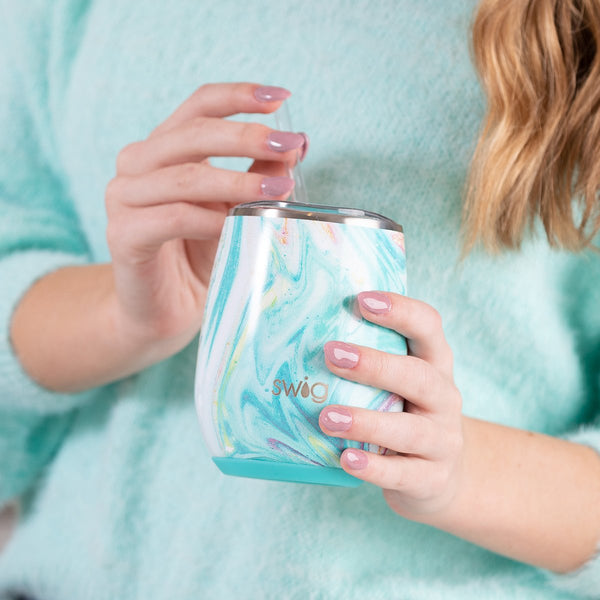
{"left": 0, "top": 250, "right": 96, "bottom": 414}
{"left": 540, "top": 425, "right": 600, "bottom": 598}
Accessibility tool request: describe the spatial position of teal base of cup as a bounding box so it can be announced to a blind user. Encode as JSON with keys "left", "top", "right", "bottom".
{"left": 213, "top": 457, "right": 362, "bottom": 487}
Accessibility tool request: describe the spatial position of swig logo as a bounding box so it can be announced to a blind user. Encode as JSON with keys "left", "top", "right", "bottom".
{"left": 272, "top": 376, "right": 329, "bottom": 403}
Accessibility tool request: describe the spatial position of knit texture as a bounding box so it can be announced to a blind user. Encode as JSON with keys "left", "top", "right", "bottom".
{"left": 0, "top": 1, "right": 599, "bottom": 598}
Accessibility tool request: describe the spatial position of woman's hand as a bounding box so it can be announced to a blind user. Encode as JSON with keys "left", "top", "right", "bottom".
{"left": 10, "top": 82, "right": 309, "bottom": 392}
{"left": 105, "top": 82, "right": 308, "bottom": 357}
{"left": 319, "top": 291, "right": 465, "bottom": 520}
{"left": 318, "top": 292, "right": 600, "bottom": 573}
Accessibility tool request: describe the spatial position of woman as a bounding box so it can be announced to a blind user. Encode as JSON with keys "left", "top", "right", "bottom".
{"left": 1, "top": 0, "right": 599, "bottom": 598}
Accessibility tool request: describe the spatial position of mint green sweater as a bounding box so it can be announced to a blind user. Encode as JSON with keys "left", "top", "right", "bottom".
{"left": 1, "top": 2, "right": 599, "bottom": 598}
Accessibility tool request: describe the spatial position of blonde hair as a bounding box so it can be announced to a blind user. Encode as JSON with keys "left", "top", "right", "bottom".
{"left": 464, "top": 0, "right": 600, "bottom": 254}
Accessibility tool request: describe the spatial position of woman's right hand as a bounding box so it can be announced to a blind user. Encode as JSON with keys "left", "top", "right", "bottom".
{"left": 105, "top": 82, "right": 308, "bottom": 361}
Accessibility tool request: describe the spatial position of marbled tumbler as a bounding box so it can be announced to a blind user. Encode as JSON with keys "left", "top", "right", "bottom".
{"left": 195, "top": 203, "right": 407, "bottom": 477}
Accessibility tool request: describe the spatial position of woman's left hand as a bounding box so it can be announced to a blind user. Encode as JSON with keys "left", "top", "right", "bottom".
{"left": 319, "top": 291, "right": 465, "bottom": 520}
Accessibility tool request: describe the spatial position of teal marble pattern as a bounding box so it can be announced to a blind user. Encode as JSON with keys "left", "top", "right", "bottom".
{"left": 195, "top": 213, "right": 407, "bottom": 468}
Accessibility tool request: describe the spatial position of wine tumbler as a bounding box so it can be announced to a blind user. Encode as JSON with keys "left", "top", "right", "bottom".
{"left": 194, "top": 200, "right": 407, "bottom": 486}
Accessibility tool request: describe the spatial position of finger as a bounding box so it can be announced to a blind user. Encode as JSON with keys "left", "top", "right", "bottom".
{"left": 106, "top": 202, "right": 227, "bottom": 261}
{"left": 151, "top": 82, "right": 290, "bottom": 138}
{"left": 339, "top": 449, "right": 437, "bottom": 496}
{"left": 323, "top": 341, "right": 461, "bottom": 415}
{"left": 357, "top": 291, "right": 453, "bottom": 380}
{"left": 117, "top": 118, "right": 306, "bottom": 176}
{"left": 247, "top": 159, "right": 289, "bottom": 178}
{"left": 106, "top": 163, "right": 295, "bottom": 209}
{"left": 319, "top": 405, "right": 442, "bottom": 458}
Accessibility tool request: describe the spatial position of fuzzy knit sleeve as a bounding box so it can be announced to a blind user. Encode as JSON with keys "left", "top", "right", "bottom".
{"left": 538, "top": 247, "right": 600, "bottom": 598}
{"left": 0, "top": 3, "right": 99, "bottom": 504}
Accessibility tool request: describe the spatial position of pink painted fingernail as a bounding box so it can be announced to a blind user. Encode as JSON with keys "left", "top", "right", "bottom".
{"left": 324, "top": 341, "right": 360, "bottom": 369}
{"left": 267, "top": 131, "right": 306, "bottom": 153}
{"left": 343, "top": 449, "right": 368, "bottom": 470}
{"left": 254, "top": 86, "right": 291, "bottom": 102}
{"left": 298, "top": 132, "right": 310, "bottom": 162}
{"left": 260, "top": 176, "right": 295, "bottom": 198}
{"left": 358, "top": 291, "right": 392, "bottom": 314}
{"left": 320, "top": 407, "right": 352, "bottom": 432}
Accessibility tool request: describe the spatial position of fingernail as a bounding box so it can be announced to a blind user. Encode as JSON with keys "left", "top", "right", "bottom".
{"left": 260, "top": 176, "right": 295, "bottom": 198}
{"left": 298, "top": 132, "right": 310, "bottom": 162}
{"left": 254, "top": 86, "right": 291, "bottom": 102}
{"left": 343, "top": 449, "right": 368, "bottom": 470}
{"left": 267, "top": 131, "right": 306, "bottom": 153}
{"left": 358, "top": 291, "right": 392, "bottom": 314}
{"left": 320, "top": 407, "right": 352, "bottom": 432}
{"left": 324, "top": 341, "right": 360, "bottom": 369}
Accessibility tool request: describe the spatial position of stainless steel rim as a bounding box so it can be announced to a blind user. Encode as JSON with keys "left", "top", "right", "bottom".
{"left": 230, "top": 201, "right": 403, "bottom": 232}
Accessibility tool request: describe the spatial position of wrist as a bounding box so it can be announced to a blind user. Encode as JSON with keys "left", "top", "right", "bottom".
{"left": 108, "top": 277, "right": 201, "bottom": 374}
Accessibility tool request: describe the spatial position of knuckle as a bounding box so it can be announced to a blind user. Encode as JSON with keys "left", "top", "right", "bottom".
{"left": 233, "top": 81, "right": 248, "bottom": 95}
{"left": 409, "top": 357, "right": 435, "bottom": 399}
{"left": 442, "top": 345, "right": 455, "bottom": 377}
{"left": 369, "top": 351, "right": 389, "bottom": 384}
{"left": 116, "top": 142, "right": 140, "bottom": 173}
{"left": 189, "top": 116, "right": 210, "bottom": 137}
{"left": 362, "top": 412, "right": 383, "bottom": 442}
{"left": 105, "top": 177, "right": 125, "bottom": 212}
{"left": 193, "top": 83, "right": 212, "bottom": 100}
{"left": 231, "top": 170, "right": 248, "bottom": 195}
{"left": 174, "top": 162, "right": 204, "bottom": 191}
{"left": 233, "top": 81, "right": 251, "bottom": 99}
{"left": 405, "top": 419, "right": 429, "bottom": 452}
{"left": 447, "top": 384, "right": 463, "bottom": 412}
{"left": 107, "top": 219, "right": 147, "bottom": 264}
{"left": 241, "top": 122, "right": 267, "bottom": 147}
{"left": 162, "top": 203, "right": 188, "bottom": 232}
{"left": 188, "top": 84, "right": 212, "bottom": 115}
{"left": 424, "top": 306, "right": 443, "bottom": 336}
